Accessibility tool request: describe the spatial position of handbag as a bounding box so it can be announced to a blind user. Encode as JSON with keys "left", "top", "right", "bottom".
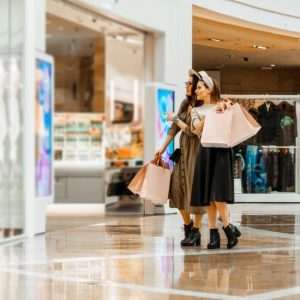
{"left": 106, "top": 173, "right": 127, "bottom": 197}
{"left": 170, "top": 148, "right": 181, "bottom": 163}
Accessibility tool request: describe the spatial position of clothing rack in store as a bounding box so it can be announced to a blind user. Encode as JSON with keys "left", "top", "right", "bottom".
{"left": 261, "top": 146, "right": 298, "bottom": 149}
{"left": 221, "top": 94, "right": 300, "bottom": 100}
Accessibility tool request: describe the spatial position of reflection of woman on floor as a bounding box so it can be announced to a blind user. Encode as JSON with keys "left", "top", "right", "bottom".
{"left": 190, "top": 71, "right": 241, "bottom": 249}
{"left": 155, "top": 69, "right": 205, "bottom": 247}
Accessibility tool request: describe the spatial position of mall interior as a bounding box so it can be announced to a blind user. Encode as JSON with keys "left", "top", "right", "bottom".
{"left": 1, "top": 0, "right": 300, "bottom": 299}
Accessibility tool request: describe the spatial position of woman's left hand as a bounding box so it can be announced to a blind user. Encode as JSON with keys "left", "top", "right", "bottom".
{"left": 166, "top": 113, "right": 176, "bottom": 122}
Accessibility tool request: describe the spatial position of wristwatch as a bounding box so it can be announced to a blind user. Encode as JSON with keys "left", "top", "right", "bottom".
{"left": 173, "top": 115, "right": 180, "bottom": 124}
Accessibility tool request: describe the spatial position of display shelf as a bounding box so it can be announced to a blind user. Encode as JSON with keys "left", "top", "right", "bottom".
{"left": 54, "top": 113, "right": 105, "bottom": 163}
{"left": 105, "top": 158, "right": 143, "bottom": 169}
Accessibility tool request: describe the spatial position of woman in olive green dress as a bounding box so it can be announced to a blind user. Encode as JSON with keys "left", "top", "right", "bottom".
{"left": 155, "top": 69, "right": 205, "bottom": 247}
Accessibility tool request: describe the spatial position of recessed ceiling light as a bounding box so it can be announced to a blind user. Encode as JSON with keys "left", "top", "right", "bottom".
{"left": 116, "top": 35, "right": 124, "bottom": 41}
{"left": 209, "top": 38, "right": 222, "bottom": 42}
{"left": 126, "top": 38, "right": 142, "bottom": 45}
{"left": 261, "top": 66, "right": 272, "bottom": 70}
{"left": 253, "top": 44, "right": 268, "bottom": 50}
{"left": 270, "top": 64, "right": 276, "bottom": 67}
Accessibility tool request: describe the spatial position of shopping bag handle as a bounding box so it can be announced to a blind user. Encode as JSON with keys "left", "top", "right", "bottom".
{"left": 151, "top": 156, "right": 170, "bottom": 169}
{"left": 152, "top": 156, "right": 162, "bottom": 166}
{"left": 217, "top": 99, "right": 233, "bottom": 113}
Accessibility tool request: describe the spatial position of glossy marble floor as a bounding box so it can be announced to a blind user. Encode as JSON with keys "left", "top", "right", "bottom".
{"left": 1, "top": 204, "right": 300, "bottom": 299}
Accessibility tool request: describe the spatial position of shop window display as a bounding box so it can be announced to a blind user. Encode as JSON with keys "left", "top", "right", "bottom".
{"left": 105, "top": 98, "right": 143, "bottom": 167}
{"left": 230, "top": 98, "right": 298, "bottom": 194}
{"left": 54, "top": 113, "right": 105, "bottom": 162}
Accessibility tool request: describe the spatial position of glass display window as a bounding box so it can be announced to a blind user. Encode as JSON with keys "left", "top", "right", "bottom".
{"left": 228, "top": 97, "right": 299, "bottom": 195}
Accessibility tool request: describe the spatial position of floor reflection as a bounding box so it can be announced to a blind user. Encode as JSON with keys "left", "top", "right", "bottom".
{"left": 241, "top": 214, "right": 300, "bottom": 234}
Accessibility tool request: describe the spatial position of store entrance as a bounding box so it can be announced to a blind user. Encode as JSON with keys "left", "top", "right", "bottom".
{"left": 46, "top": 1, "right": 146, "bottom": 214}
{"left": 192, "top": 11, "right": 300, "bottom": 202}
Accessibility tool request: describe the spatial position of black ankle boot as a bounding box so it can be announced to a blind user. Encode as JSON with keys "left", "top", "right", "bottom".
{"left": 207, "top": 229, "right": 220, "bottom": 249}
{"left": 230, "top": 224, "right": 241, "bottom": 237}
{"left": 223, "top": 224, "right": 239, "bottom": 249}
{"left": 181, "top": 227, "right": 201, "bottom": 246}
{"left": 180, "top": 220, "right": 194, "bottom": 246}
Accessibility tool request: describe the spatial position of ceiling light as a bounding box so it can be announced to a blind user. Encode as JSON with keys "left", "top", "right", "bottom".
{"left": 270, "top": 64, "right": 276, "bottom": 67}
{"left": 126, "top": 38, "right": 142, "bottom": 45}
{"left": 116, "top": 35, "right": 124, "bottom": 41}
{"left": 253, "top": 44, "right": 268, "bottom": 50}
{"left": 209, "top": 38, "right": 222, "bottom": 42}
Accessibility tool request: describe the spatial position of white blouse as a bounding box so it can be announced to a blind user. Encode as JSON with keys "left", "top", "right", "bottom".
{"left": 191, "top": 104, "right": 217, "bottom": 136}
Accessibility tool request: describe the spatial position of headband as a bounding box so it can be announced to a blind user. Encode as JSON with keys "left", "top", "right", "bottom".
{"left": 198, "top": 71, "right": 214, "bottom": 90}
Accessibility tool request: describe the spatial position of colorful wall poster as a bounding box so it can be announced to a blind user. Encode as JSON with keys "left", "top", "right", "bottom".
{"left": 157, "top": 88, "right": 175, "bottom": 168}
{"left": 35, "top": 58, "right": 53, "bottom": 197}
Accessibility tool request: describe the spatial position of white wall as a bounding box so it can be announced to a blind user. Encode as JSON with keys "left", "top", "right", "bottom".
{"left": 193, "top": 0, "right": 300, "bottom": 36}
{"left": 233, "top": 0, "right": 300, "bottom": 18}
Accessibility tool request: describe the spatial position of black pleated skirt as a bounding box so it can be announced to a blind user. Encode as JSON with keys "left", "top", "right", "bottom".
{"left": 191, "top": 147, "right": 234, "bottom": 206}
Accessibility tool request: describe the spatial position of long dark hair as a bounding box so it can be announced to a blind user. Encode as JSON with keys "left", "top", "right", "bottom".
{"left": 184, "top": 74, "right": 203, "bottom": 110}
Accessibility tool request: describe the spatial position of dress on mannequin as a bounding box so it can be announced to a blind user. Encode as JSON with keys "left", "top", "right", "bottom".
{"left": 8, "top": 58, "right": 21, "bottom": 163}
{"left": 0, "top": 59, "right": 8, "bottom": 163}
{"left": 0, "top": 58, "right": 9, "bottom": 231}
{"left": 8, "top": 57, "right": 23, "bottom": 233}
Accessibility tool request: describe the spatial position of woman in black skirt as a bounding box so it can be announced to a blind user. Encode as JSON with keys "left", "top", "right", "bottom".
{"left": 190, "top": 71, "right": 241, "bottom": 249}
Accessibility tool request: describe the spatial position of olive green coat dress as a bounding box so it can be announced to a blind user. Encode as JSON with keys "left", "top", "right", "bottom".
{"left": 168, "top": 99, "right": 206, "bottom": 214}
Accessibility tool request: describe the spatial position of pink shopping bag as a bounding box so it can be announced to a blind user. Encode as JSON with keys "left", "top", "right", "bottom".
{"left": 230, "top": 104, "right": 261, "bottom": 147}
{"left": 127, "top": 164, "right": 149, "bottom": 195}
{"left": 201, "top": 108, "right": 233, "bottom": 148}
{"left": 201, "top": 103, "right": 261, "bottom": 148}
{"left": 140, "top": 157, "right": 171, "bottom": 205}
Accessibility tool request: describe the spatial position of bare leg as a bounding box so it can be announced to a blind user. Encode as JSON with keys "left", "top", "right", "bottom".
{"left": 206, "top": 201, "right": 217, "bottom": 229}
{"left": 215, "top": 202, "right": 230, "bottom": 228}
{"left": 179, "top": 210, "right": 192, "bottom": 225}
{"left": 193, "top": 213, "right": 204, "bottom": 229}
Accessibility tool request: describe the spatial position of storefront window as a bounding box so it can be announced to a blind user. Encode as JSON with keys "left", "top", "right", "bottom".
{"left": 0, "top": 0, "right": 25, "bottom": 240}
{"left": 229, "top": 97, "right": 299, "bottom": 195}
